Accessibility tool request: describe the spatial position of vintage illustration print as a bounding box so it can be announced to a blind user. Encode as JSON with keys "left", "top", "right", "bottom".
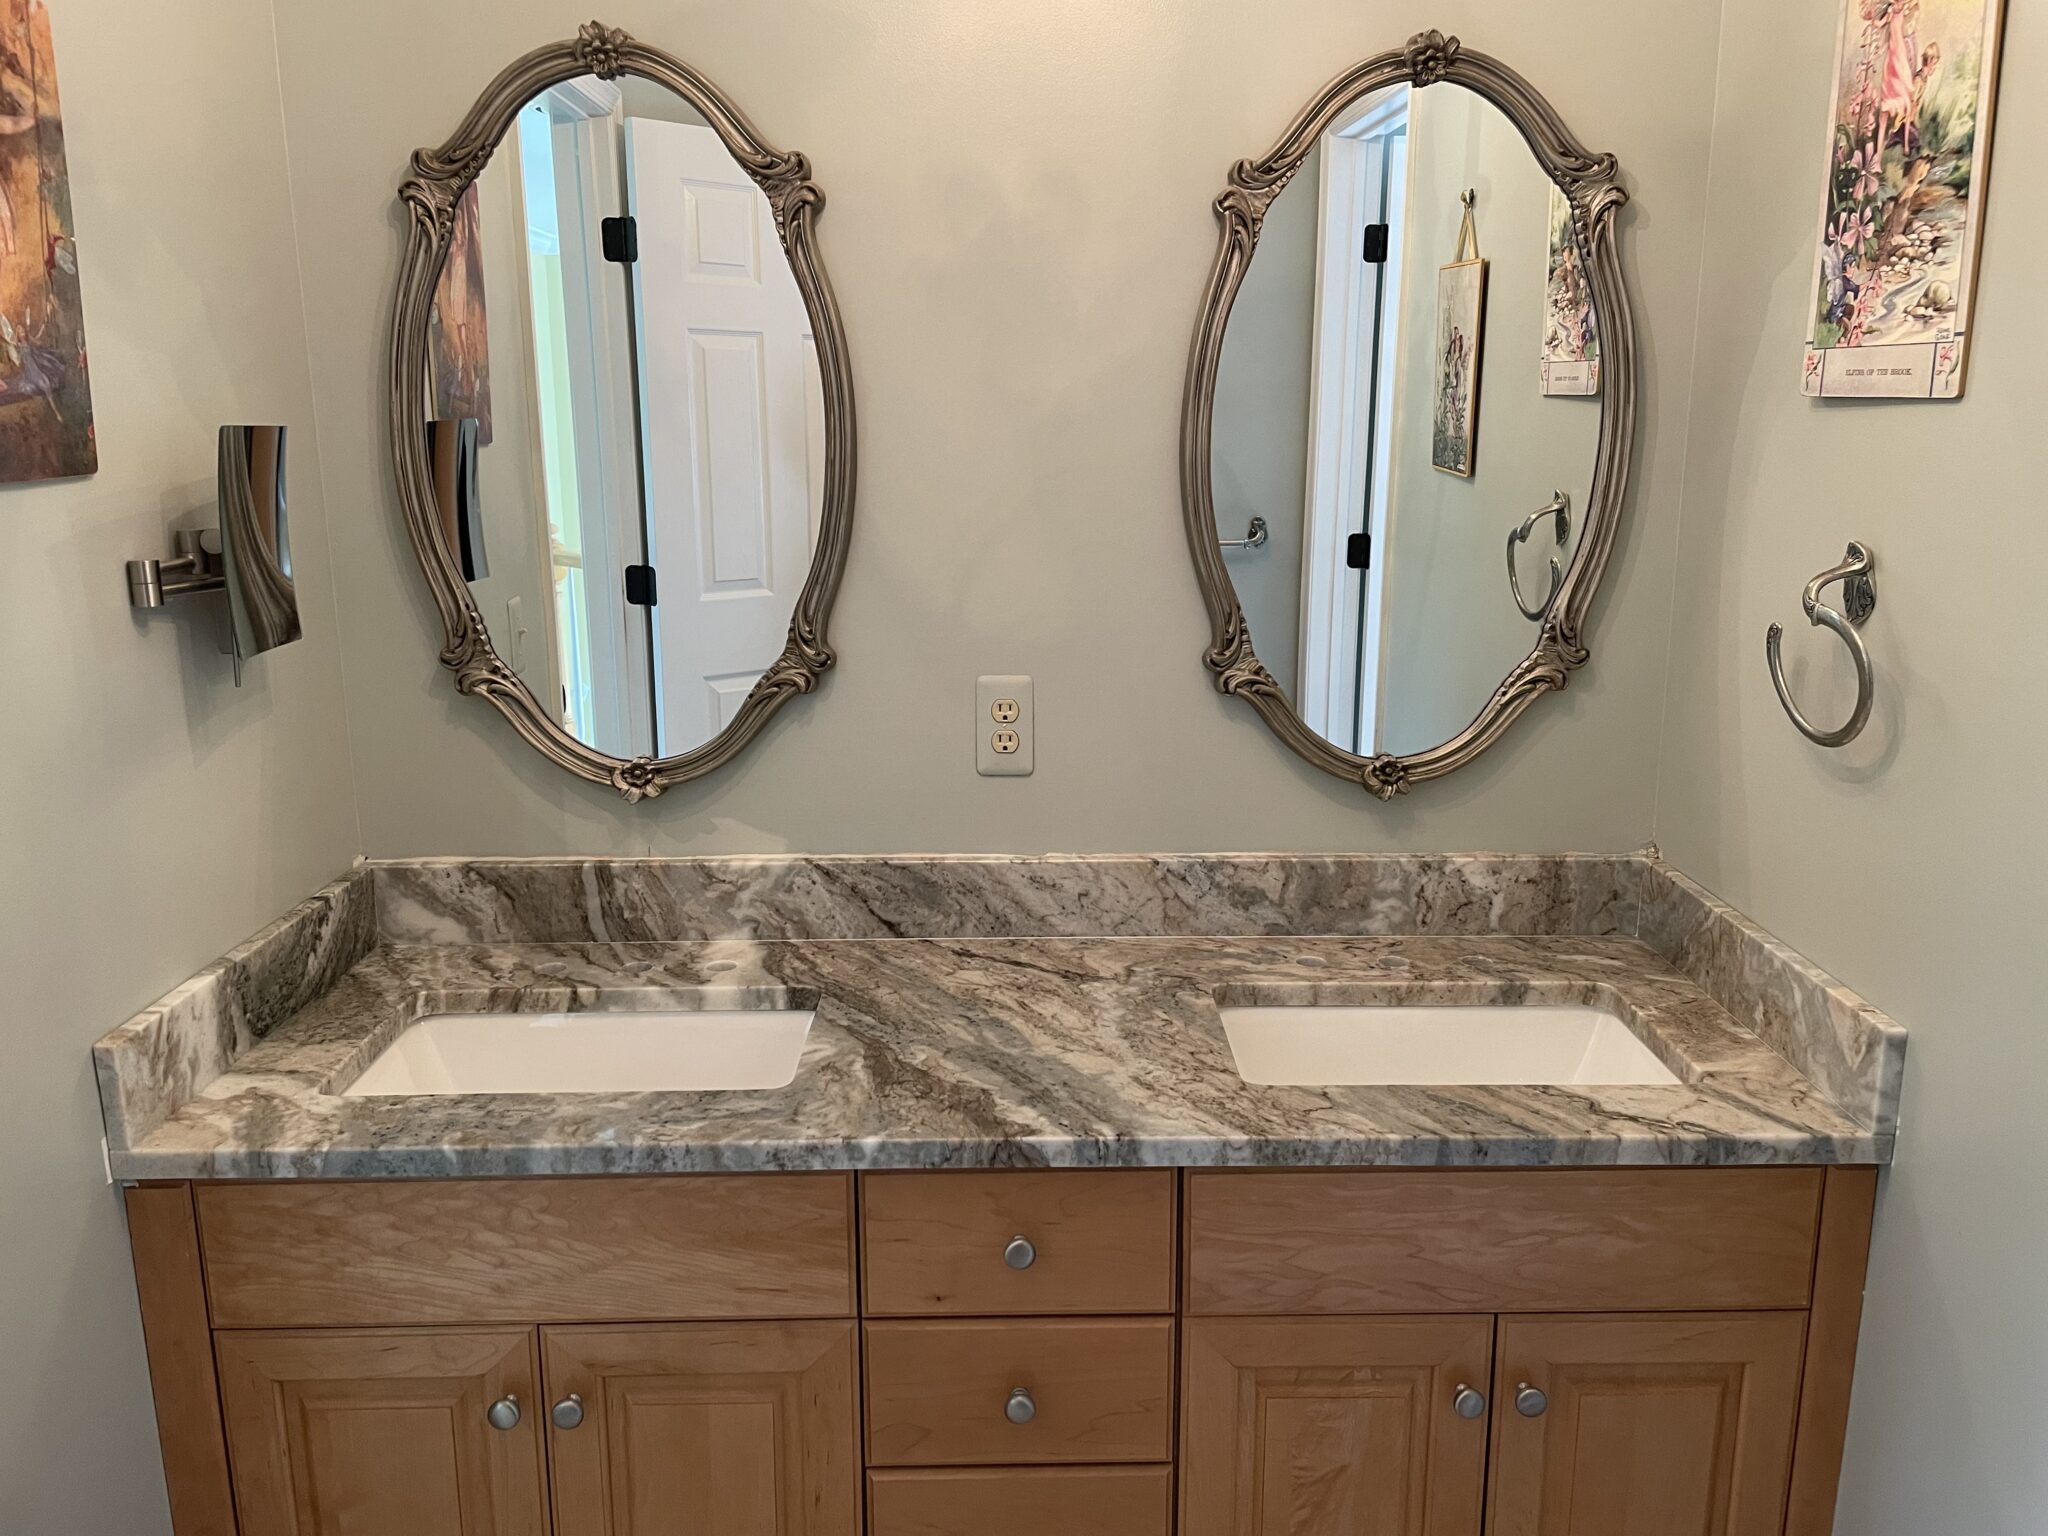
{"left": 1804, "top": 0, "right": 2006, "bottom": 398}
{"left": 428, "top": 182, "right": 493, "bottom": 444}
{"left": 1432, "top": 257, "right": 1487, "bottom": 477}
{"left": 0, "top": 0, "right": 93, "bottom": 484}
{"left": 1541, "top": 184, "right": 1600, "bottom": 397}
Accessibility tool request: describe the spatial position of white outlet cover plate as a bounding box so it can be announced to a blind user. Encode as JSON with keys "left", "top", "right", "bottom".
{"left": 977, "top": 675, "right": 1033, "bottom": 776}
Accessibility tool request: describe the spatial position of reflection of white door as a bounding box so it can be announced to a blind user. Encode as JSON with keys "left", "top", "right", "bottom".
{"left": 626, "top": 119, "right": 822, "bottom": 754}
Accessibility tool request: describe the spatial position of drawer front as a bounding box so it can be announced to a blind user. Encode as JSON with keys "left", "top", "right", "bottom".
{"left": 869, "top": 1466, "right": 1173, "bottom": 1536}
{"left": 198, "top": 1175, "right": 855, "bottom": 1328}
{"left": 865, "top": 1319, "right": 1175, "bottom": 1466}
{"left": 1185, "top": 1168, "right": 1823, "bottom": 1315}
{"left": 862, "top": 1170, "right": 1175, "bottom": 1316}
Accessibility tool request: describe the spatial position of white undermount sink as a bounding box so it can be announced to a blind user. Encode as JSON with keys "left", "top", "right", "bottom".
{"left": 1218, "top": 1003, "right": 1679, "bottom": 1088}
{"left": 343, "top": 1008, "right": 815, "bottom": 1096}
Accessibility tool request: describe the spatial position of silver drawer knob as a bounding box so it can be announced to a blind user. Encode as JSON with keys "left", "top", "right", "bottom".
{"left": 1515, "top": 1383, "right": 1548, "bottom": 1418}
{"left": 1452, "top": 1384, "right": 1486, "bottom": 1420}
{"left": 1005, "top": 1386, "right": 1037, "bottom": 1424}
{"left": 486, "top": 1395, "right": 521, "bottom": 1431}
{"left": 1003, "top": 1235, "right": 1037, "bottom": 1270}
{"left": 551, "top": 1393, "right": 585, "bottom": 1430}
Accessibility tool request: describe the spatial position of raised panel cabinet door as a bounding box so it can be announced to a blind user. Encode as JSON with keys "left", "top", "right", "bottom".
{"left": 1487, "top": 1313, "right": 1806, "bottom": 1536}
{"left": 213, "top": 1327, "right": 548, "bottom": 1536}
{"left": 1180, "top": 1315, "right": 1494, "bottom": 1536}
{"left": 543, "top": 1321, "right": 860, "bottom": 1536}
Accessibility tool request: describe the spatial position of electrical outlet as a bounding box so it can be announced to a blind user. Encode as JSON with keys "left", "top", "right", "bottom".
{"left": 977, "top": 675, "right": 1033, "bottom": 776}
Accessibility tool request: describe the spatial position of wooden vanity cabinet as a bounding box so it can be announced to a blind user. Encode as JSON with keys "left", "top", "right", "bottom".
{"left": 126, "top": 1165, "right": 1876, "bottom": 1536}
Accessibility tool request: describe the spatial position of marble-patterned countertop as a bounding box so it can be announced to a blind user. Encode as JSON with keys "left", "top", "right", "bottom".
{"left": 104, "top": 931, "right": 1885, "bottom": 1179}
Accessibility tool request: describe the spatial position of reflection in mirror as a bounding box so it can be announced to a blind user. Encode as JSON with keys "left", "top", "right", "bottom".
{"left": 1211, "top": 81, "right": 1601, "bottom": 760}
{"left": 426, "top": 73, "right": 824, "bottom": 762}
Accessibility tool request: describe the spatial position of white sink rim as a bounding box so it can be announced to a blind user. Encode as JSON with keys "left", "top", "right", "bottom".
{"left": 342, "top": 1006, "right": 816, "bottom": 1097}
{"left": 1216, "top": 1001, "right": 1681, "bottom": 1088}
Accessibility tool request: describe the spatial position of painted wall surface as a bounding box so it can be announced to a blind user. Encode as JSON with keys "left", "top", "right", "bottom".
{"left": 0, "top": 2, "right": 359, "bottom": 1531}
{"left": 271, "top": 0, "right": 1721, "bottom": 855}
{"left": 1651, "top": 1, "right": 2048, "bottom": 1530}
{"left": 1210, "top": 143, "right": 1317, "bottom": 697}
{"left": 1377, "top": 84, "right": 1601, "bottom": 756}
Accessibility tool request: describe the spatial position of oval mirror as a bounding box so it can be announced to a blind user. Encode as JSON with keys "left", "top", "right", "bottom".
{"left": 1182, "top": 32, "right": 1633, "bottom": 798}
{"left": 392, "top": 23, "right": 853, "bottom": 800}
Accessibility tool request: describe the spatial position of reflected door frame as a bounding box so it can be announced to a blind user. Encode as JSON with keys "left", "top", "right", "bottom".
{"left": 510, "top": 75, "right": 657, "bottom": 759}
{"left": 1298, "top": 88, "right": 1410, "bottom": 755}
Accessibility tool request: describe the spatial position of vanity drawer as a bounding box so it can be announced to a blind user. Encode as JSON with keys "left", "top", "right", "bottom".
{"left": 197, "top": 1175, "right": 855, "bottom": 1328}
{"left": 861, "top": 1170, "right": 1175, "bottom": 1316}
{"left": 1184, "top": 1168, "right": 1823, "bottom": 1315}
{"left": 864, "top": 1318, "right": 1175, "bottom": 1465}
{"left": 868, "top": 1466, "right": 1173, "bottom": 1536}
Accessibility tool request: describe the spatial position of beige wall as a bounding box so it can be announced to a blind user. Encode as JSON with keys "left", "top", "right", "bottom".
{"left": 0, "top": 2, "right": 358, "bottom": 1530}
{"left": 272, "top": 0, "right": 1723, "bottom": 855}
{"left": 1652, "top": 1, "right": 2048, "bottom": 1530}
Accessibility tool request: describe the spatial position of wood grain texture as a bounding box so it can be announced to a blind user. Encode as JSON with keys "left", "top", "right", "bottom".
{"left": 861, "top": 1170, "right": 1175, "bottom": 1316}
{"left": 197, "top": 1175, "right": 855, "bottom": 1327}
{"left": 1179, "top": 1315, "right": 1492, "bottom": 1536}
{"left": 123, "top": 1184, "right": 239, "bottom": 1536}
{"left": 1487, "top": 1312, "right": 1806, "bottom": 1536}
{"left": 1784, "top": 1165, "right": 1880, "bottom": 1536}
{"left": 543, "top": 1321, "right": 860, "bottom": 1536}
{"left": 865, "top": 1318, "right": 1175, "bottom": 1466}
{"left": 869, "top": 1465, "right": 1172, "bottom": 1536}
{"left": 214, "top": 1327, "right": 547, "bottom": 1536}
{"left": 1184, "top": 1168, "right": 1823, "bottom": 1315}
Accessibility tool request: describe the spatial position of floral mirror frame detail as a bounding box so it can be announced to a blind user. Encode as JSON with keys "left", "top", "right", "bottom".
{"left": 389, "top": 22, "right": 856, "bottom": 801}
{"left": 1179, "top": 32, "right": 1636, "bottom": 800}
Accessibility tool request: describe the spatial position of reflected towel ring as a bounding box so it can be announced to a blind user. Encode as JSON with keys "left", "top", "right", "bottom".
{"left": 1767, "top": 542, "right": 1878, "bottom": 748}
{"left": 1506, "top": 491, "right": 1571, "bottom": 620}
{"left": 1219, "top": 516, "right": 1269, "bottom": 551}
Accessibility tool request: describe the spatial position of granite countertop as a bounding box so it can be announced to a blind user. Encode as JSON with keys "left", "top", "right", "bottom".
{"left": 102, "top": 929, "right": 1885, "bottom": 1179}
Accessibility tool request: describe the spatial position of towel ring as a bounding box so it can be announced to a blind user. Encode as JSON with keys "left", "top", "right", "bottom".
{"left": 1767, "top": 542, "right": 1877, "bottom": 748}
{"left": 1507, "top": 491, "right": 1571, "bottom": 620}
{"left": 1219, "top": 516, "right": 1269, "bottom": 551}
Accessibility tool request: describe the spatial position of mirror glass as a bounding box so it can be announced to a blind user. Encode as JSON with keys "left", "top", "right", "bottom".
{"left": 1211, "top": 81, "right": 1602, "bottom": 759}
{"left": 425, "top": 74, "right": 825, "bottom": 761}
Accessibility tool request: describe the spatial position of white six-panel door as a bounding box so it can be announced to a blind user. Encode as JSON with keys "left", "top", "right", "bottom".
{"left": 626, "top": 118, "right": 822, "bottom": 753}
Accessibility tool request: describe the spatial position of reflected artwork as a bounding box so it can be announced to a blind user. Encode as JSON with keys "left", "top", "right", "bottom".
{"left": 1803, "top": 0, "right": 2006, "bottom": 398}
{"left": 428, "top": 183, "right": 493, "bottom": 444}
{"left": 1541, "top": 185, "right": 1599, "bottom": 397}
{"left": 1432, "top": 255, "right": 1486, "bottom": 477}
{"left": 0, "top": 0, "right": 93, "bottom": 484}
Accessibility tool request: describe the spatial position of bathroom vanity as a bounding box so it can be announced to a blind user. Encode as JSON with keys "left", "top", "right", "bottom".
{"left": 99, "top": 853, "right": 1901, "bottom": 1536}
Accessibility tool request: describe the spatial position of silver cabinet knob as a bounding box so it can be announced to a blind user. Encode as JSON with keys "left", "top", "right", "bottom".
{"left": 1005, "top": 1386, "right": 1037, "bottom": 1424}
{"left": 551, "top": 1393, "right": 585, "bottom": 1431}
{"left": 486, "top": 1395, "right": 521, "bottom": 1431}
{"left": 1515, "top": 1383, "right": 1548, "bottom": 1418}
{"left": 1003, "top": 1235, "right": 1037, "bottom": 1270}
{"left": 1452, "top": 1384, "right": 1486, "bottom": 1420}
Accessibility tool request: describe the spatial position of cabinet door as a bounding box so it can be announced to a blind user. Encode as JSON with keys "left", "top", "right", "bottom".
{"left": 214, "top": 1327, "right": 547, "bottom": 1536}
{"left": 1181, "top": 1315, "right": 1494, "bottom": 1536}
{"left": 1487, "top": 1313, "right": 1805, "bottom": 1536}
{"left": 543, "top": 1321, "right": 860, "bottom": 1536}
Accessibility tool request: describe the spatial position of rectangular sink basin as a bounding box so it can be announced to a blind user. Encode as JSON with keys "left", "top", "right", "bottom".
{"left": 1218, "top": 1004, "right": 1679, "bottom": 1088}
{"left": 343, "top": 1009, "right": 815, "bottom": 1096}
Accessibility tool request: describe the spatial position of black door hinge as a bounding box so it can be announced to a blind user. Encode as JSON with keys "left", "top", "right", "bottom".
{"left": 1346, "top": 532, "right": 1372, "bottom": 570}
{"left": 1362, "top": 223, "right": 1390, "bottom": 263}
{"left": 624, "top": 564, "right": 658, "bottom": 607}
{"left": 602, "top": 215, "right": 639, "bottom": 264}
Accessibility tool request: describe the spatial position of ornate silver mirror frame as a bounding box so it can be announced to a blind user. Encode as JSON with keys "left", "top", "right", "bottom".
{"left": 389, "top": 22, "right": 855, "bottom": 801}
{"left": 1179, "top": 31, "right": 1635, "bottom": 800}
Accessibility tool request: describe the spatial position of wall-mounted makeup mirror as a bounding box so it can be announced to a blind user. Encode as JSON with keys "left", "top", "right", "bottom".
{"left": 391, "top": 23, "right": 854, "bottom": 800}
{"left": 1182, "top": 32, "right": 1634, "bottom": 798}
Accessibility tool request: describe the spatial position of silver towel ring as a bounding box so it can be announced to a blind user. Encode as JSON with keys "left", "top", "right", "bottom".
{"left": 1767, "top": 542, "right": 1877, "bottom": 748}
{"left": 1507, "top": 491, "right": 1571, "bottom": 620}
